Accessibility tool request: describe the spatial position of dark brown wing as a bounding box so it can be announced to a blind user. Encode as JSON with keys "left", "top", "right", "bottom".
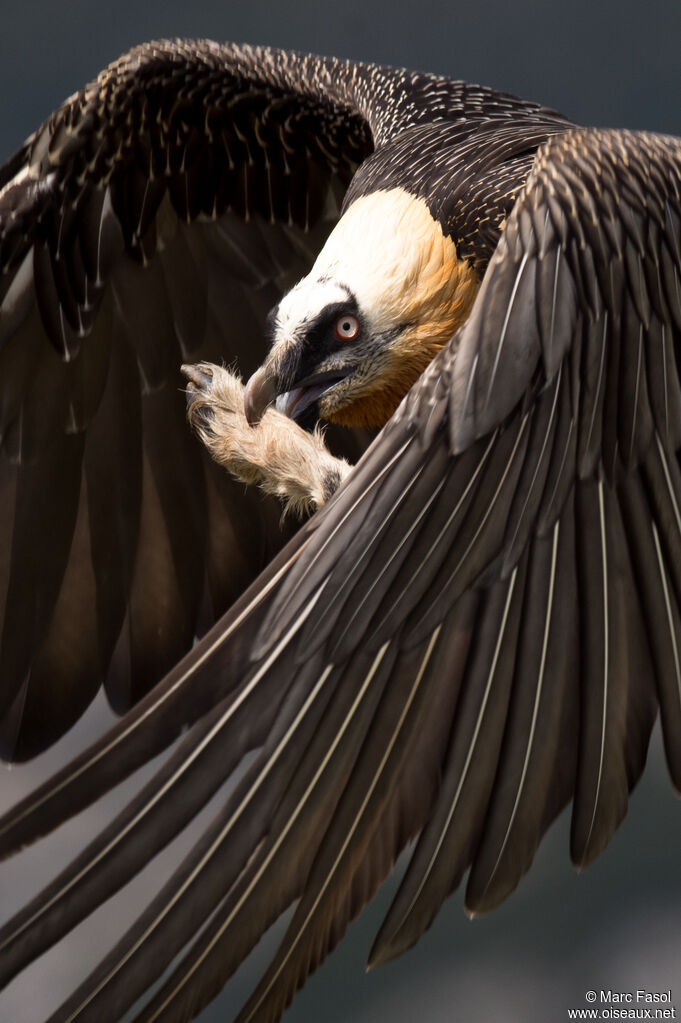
{"left": 1, "top": 125, "right": 680, "bottom": 1022}
{"left": 0, "top": 39, "right": 381, "bottom": 760}
{"left": 0, "top": 38, "right": 567, "bottom": 762}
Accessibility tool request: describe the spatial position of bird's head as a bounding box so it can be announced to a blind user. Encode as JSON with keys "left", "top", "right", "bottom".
{"left": 244, "top": 187, "right": 478, "bottom": 430}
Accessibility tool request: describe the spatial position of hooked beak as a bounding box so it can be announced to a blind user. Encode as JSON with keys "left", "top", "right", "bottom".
{"left": 244, "top": 368, "right": 277, "bottom": 425}
{"left": 244, "top": 365, "right": 353, "bottom": 429}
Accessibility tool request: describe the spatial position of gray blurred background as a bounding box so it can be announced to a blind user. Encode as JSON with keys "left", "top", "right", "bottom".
{"left": 1, "top": 1, "right": 681, "bottom": 1021}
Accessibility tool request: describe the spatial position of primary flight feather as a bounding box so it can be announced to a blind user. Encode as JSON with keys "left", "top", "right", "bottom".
{"left": 0, "top": 38, "right": 679, "bottom": 1023}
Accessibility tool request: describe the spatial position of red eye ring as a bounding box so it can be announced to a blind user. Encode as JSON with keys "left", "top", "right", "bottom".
{"left": 334, "top": 314, "right": 360, "bottom": 341}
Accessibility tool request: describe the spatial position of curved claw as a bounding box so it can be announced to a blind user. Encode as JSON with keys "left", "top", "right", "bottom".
{"left": 244, "top": 367, "right": 276, "bottom": 425}
{"left": 181, "top": 363, "right": 214, "bottom": 409}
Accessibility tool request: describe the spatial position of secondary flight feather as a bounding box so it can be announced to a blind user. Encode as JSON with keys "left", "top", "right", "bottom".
{"left": 0, "top": 38, "right": 679, "bottom": 1023}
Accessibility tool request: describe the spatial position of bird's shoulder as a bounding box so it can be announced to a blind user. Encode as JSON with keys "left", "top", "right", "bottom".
{"left": 344, "top": 112, "right": 574, "bottom": 272}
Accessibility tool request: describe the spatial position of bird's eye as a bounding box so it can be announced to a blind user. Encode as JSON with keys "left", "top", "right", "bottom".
{"left": 334, "top": 314, "right": 360, "bottom": 341}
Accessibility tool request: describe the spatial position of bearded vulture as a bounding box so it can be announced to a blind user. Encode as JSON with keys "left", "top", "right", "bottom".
{"left": 0, "top": 38, "right": 679, "bottom": 1023}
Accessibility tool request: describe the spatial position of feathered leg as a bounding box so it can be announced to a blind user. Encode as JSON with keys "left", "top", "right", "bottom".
{"left": 183, "top": 363, "right": 350, "bottom": 516}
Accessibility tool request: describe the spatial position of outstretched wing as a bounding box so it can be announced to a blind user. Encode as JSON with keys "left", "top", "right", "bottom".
{"left": 0, "top": 40, "right": 380, "bottom": 759}
{"left": 3, "top": 126, "right": 681, "bottom": 1022}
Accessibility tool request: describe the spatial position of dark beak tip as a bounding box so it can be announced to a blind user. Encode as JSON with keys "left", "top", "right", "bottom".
{"left": 244, "top": 368, "right": 276, "bottom": 425}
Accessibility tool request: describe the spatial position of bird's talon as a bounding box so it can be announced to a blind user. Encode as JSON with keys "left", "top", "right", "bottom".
{"left": 181, "top": 363, "right": 214, "bottom": 392}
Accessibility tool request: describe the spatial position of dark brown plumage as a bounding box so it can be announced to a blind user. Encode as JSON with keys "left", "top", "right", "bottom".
{"left": 0, "top": 38, "right": 680, "bottom": 1023}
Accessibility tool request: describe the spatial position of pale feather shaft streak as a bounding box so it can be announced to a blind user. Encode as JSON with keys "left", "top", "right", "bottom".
{"left": 546, "top": 245, "right": 561, "bottom": 365}
{"left": 655, "top": 431, "right": 681, "bottom": 538}
{"left": 661, "top": 324, "right": 670, "bottom": 443}
{"left": 241, "top": 627, "right": 443, "bottom": 1023}
{"left": 418, "top": 416, "right": 528, "bottom": 626}
{"left": 542, "top": 417, "right": 574, "bottom": 525}
{"left": 483, "top": 251, "right": 530, "bottom": 411}
{"left": 0, "top": 584, "right": 330, "bottom": 953}
{"left": 0, "top": 551, "right": 303, "bottom": 842}
{"left": 319, "top": 459, "right": 430, "bottom": 630}
{"left": 506, "top": 367, "right": 562, "bottom": 555}
{"left": 332, "top": 474, "right": 448, "bottom": 651}
{"left": 370, "top": 430, "right": 499, "bottom": 639}
{"left": 62, "top": 653, "right": 337, "bottom": 1022}
{"left": 480, "top": 519, "right": 560, "bottom": 898}
{"left": 583, "top": 313, "right": 608, "bottom": 460}
{"left": 258, "top": 437, "right": 418, "bottom": 654}
{"left": 651, "top": 521, "right": 681, "bottom": 710}
{"left": 628, "top": 326, "right": 643, "bottom": 464}
{"left": 581, "top": 480, "right": 609, "bottom": 857}
{"left": 145, "top": 641, "right": 394, "bottom": 1023}
{"left": 393, "top": 568, "right": 519, "bottom": 934}
{"left": 266, "top": 435, "right": 415, "bottom": 634}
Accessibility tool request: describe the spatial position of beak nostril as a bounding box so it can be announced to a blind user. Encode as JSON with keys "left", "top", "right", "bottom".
{"left": 244, "top": 367, "right": 277, "bottom": 425}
